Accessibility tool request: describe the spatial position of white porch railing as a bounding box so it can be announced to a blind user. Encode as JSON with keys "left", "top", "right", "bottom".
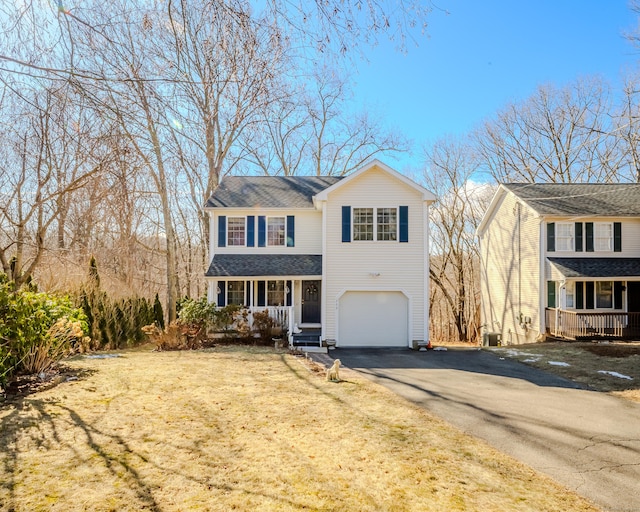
{"left": 247, "top": 306, "right": 293, "bottom": 337}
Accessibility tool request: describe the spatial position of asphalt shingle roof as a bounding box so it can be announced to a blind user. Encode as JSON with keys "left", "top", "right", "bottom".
{"left": 205, "top": 176, "right": 343, "bottom": 209}
{"left": 548, "top": 258, "right": 640, "bottom": 278}
{"left": 503, "top": 183, "right": 640, "bottom": 217}
{"left": 205, "top": 254, "right": 322, "bottom": 277}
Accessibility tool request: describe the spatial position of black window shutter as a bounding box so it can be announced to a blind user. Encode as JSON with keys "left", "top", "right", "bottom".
{"left": 257, "top": 281, "right": 266, "bottom": 307}
{"left": 342, "top": 206, "right": 351, "bottom": 243}
{"left": 585, "top": 281, "right": 595, "bottom": 309}
{"left": 575, "top": 222, "right": 583, "bottom": 252}
{"left": 218, "top": 216, "right": 226, "bottom": 247}
{"left": 399, "top": 206, "right": 409, "bottom": 243}
{"left": 286, "top": 280, "right": 292, "bottom": 307}
{"left": 287, "top": 216, "right": 295, "bottom": 247}
{"left": 245, "top": 281, "right": 251, "bottom": 307}
{"left": 217, "top": 281, "right": 226, "bottom": 307}
{"left": 547, "top": 281, "right": 556, "bottom": 308}
{"left": 547, "top": 223, "right": 555, "bottom": 252}
{"left": 576, "top": 282, "right": 584, "bottom": 309}
{"left": 614, "top": 281, "right": 623, "bottom": 310}
{"left": 585, "top": 222, "right": 594, "bottom": 252}
{"left": 258, "top": 216, "right": 266, "bottom": 247}
{"left": 247, "top": 216, "right": 255, "bottom": 247}
{"left": 614, "top": 222, "right": 622, "bottom": 252}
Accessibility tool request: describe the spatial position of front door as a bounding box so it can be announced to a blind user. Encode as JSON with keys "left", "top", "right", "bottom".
{"left": 301, "top": 280, "right": 321, "bottom": 323}
{"left": 628, "top": 281, "right": 640, "bottom": 313}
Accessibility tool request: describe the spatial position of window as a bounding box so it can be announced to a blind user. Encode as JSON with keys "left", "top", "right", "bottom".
{"left": 596, "top": 281, "right": 613, "bottom": 308}
{"left": 227, "top": 281, "right": 245, "bottom": 305}
{"left": 565, "top": 282, "right": 575, "bottom": 308}
{"left": 556, "top": 223, "right": 574, "bottom": 251}
{"left": 594, "top": 223, "right": 613, "bottom": 251}
{"left": 353, "top": 207, "right": 398, "bottom": 241}
{"left": 227, "top": 217, "right": 245, "bottom": 246}
{"left": 267, "top": 217, "right": 285, "bottom": 246}
{"left": 377, "top": 208, "right": 397, "bottom": 241}
{"left": 353, "top": 208, "right": 374, "bottom": 241}
{"left": 267, "top": 280, "right": 285, "bottom": 306}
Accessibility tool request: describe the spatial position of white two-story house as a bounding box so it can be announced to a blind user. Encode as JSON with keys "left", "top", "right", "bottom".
{"left": 204, "top": 160, "right": 436, "bottom": 349}
{"left": 477, "top": 183, "right": 640, "bottom": 344}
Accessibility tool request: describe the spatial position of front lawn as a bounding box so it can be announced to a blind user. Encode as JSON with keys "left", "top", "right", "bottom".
{"left": 0, "top": 346, "right": 599, "bottom": 511}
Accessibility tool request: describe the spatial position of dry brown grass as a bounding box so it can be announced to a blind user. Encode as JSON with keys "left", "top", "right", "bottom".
{"left": 492, "top": 341, "right": 640, "bottom": 402}
{"left": 0, "top": 346, "right": 600, "bottom": 511}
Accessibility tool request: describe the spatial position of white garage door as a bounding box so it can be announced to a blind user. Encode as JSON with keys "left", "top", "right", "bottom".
{"left": 338, "top": 291, "right": 408, "bottom": 347}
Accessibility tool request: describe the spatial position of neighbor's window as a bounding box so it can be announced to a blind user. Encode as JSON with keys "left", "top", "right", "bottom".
{"left": 594, "top": 223, "right": 613, "bottom": 251}
{"left": 556, "top": 223, "right": 574, "bottom": 251}
{"left": 227, "top": 217, "right": 245, "bottom": 246}
{"left": 565, "top": 282, "right": 575, "bottom": 308}
{"left": 596, "top": 281, "right": 613, "bottom": 308}
{"left": 267, "top": 217, "right": 285, "bottom": 246}
{"left": 227, "top": 281, "right": 245, "bottom": 305}
{"left": 353, "top": 208, "right": 374, "bottom": 241}
{"left": 267, "top": 280, "right": 285, "bottom": 306}
{"left": 377, "top": 208, "right": 398, "bottom": 241}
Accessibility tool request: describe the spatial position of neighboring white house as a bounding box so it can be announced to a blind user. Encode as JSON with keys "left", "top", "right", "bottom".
{"left": 477, "top": 183, "right": 640, "bottom": 344}
{"left": 204, "top": 160, "right": 436, "bottom": 349}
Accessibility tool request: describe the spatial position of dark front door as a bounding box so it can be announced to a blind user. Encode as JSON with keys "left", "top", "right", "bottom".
{"left": 628, "top": 282, "right": 640, "bottom": 313}
{"left": 302, "top": 280, "right": 321, "bottom": 323}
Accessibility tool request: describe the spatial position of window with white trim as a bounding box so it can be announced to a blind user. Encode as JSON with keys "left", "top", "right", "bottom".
{"left": 353, "top": 207, "right": 398, "bottom": 241}
{"left": 377, "top": 208, "right": 397, "bottom": 241}
{"left": 565, "top": 281, "right": 575, "bottom": 308}
{"left": 227, "top": 217, "right": 245, "bottom": 246}
{"left": 267, "top": 217, "right": 285, "bottom": 246}
{"left": 594, "top": 223, "right": 613, "bottom": 251}
{"left": 227, "top": 281, "right": 245, "bottom": 305}
{"left": 353, "top": 208, "right": 374, "bottom": 241}
{"left": 267, "top": 280, "right": 285, "bottom": 306}
{"left": 596, "top": 281, "right": 613, "bottom": 308}
{"left": 555, "top": 223, "right": 574, "bottom": 251}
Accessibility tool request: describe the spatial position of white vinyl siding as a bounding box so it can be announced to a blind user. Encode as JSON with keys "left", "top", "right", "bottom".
{"left": 322, "top": 165, "right": 428, "bottom": 345}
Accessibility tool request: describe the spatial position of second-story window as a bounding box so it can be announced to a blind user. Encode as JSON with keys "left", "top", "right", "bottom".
{"left": 227, "top": 217, "right": 245, "bottom": 246}
{"left": 353, "top": 208, "right": 374, "bottom": 241}
{"left": 595, "top": 223, "right": 613, "bottom": 251}
{"left": 556, "top": 223, "right": 574, "bottom": 251}
{"left": 268, "top": 217, "right": 285, "bottom": 246}
{"left": 377, "top": 208, "right": 397, "bottom": 241}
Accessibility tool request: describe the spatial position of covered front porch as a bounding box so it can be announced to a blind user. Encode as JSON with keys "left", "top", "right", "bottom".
{"left": 546, "top": 257, "right": 640, "bottom": 340}
{"left": 205, "top": 253, "right": 324, "bottom": 348}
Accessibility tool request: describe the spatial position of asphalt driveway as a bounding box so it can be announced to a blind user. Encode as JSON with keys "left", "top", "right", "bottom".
{"left": 326, "top": 348, "right": 640, "bottom": 512}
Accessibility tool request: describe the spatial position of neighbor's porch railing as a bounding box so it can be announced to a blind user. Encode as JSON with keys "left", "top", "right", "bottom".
{"left": 546, "top": 308, "right": 640, "bottom": 340}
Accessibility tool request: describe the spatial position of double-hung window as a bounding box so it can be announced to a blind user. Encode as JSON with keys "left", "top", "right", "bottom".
{"left": 377, "top": 208, "right": 397, "bottom": 241}
{"left": 594, "top": 223, "right": 613, "bottom": 251}
{"left": 227, "top": 281, "right": 245, "bottom": 305}
{"left": 596, "top": 281, "right": 613, "bottom": 308}
{"left": 267, "top": 217, "right": 285, "bottom": 246}
{"left": 227, "top": 217, "right": 245, "bottom": 246}
{"left": 267, "top": 280, "right": 285, "bottom": 306}
{"left": 353, "top": 208, "right": 374, "bottom": 241}
{"left": 555, "top": 223, "right": 574, "bottom": 251}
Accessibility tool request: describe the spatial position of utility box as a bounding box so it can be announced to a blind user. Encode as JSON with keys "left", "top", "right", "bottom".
{"left": 483, "top": 332, "right": 502, "bottom": 346}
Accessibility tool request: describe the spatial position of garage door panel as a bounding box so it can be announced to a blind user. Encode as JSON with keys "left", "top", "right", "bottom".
{"left": 338, "top": 291, "right": 408, "bottom": 347}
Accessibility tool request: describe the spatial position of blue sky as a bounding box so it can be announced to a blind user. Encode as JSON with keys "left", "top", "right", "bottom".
{"left": 351, "top": 1, "right": 640, "bottom": 173}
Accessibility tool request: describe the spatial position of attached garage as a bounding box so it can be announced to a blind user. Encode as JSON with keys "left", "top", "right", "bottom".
{"left": 337, "top": 291, "right": 409, "bottom": 347}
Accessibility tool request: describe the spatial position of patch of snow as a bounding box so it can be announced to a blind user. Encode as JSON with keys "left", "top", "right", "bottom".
{"left": 597, "top": 370, "right": 633, "bottom": 380}
{"left": 548, "top": 361, "right": 570, "bottom": 367}
{"left": 433, "top": 346, "right": 447, "bottom": 351}
{"left": 522, "top": 358, "right": 542, "bottom": 363}
{"left": 500, "top": 349, "right": 539, "bottom": 358}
